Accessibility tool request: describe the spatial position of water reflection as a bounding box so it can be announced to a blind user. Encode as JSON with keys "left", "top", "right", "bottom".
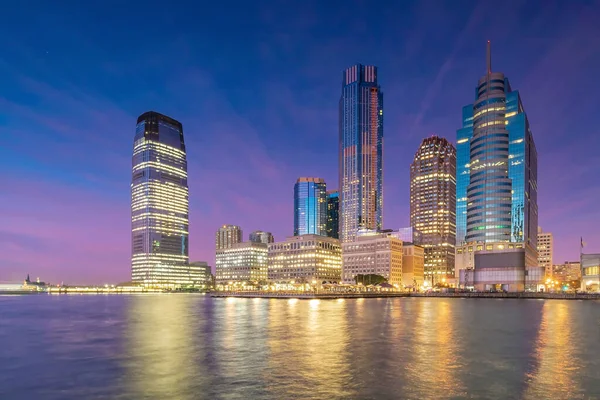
{"left": 122, "top": 294, "right": 199, "bottom": 399}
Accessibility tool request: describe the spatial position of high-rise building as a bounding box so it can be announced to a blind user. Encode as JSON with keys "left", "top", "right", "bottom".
{"left": 342, "top": 231, "right": 402, "bottom": 285}
{"left": 402, "top": 244, "right": 425, "bottom": 289}
{"left": 339, "top": 64, "right": 383, "bottom": 243}
{"left": 249, "top": 230, "right": 274, "bottom": 244}
{"left": 131, "top": 111, "right": 191, "bottom": 287}
{"left": 215, "top": 242, "right": 268, "bottom": 285}
{"left": 268, "top": 235, "right": 341, "bottom": 284}
{"left": 294, "top": 177, "right": 327, "bottom": 236}
{"left": 456, "top": 42, "right": 541, "bottom": 291}
{"left": 216, "top": 225, "right": 243, "bottom": 250}
{"left": 410, "top": 136, "right": 457, "bottom": 284}
{"left": 456, "top": 105, "right": 474, "bottom": 245}
{"left": 326, "top": 190, "right": 339, "bottom": 239}
{"left": 537, "top": 227, "right": 553, "bottom": 278}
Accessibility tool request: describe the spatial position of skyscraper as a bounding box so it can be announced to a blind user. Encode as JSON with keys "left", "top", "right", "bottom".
{"left": 216, "top": 225, "right": 243, "bottom": 250}
{"left": 456, "top": 105, "right": 473, "bottom": 246}
{"left": 249, "top": 230, "right": 274, "bottom": 244}
{"left": 464, "top": 42, "right": 538, "bottom": 266}
{"left": 294, "top": 177, "right": 327, "bottom": 236}
{"left": 537, "top": 227, "right": 553, "bottom": 277}
{"left": 339, "top": 64, "right": 383, "bottom": 243}
{"left": 131, "top": 111, "right": 190, "bottom": 287}
{"left": 326, "top": 190, "right": 339, "bottom": 239}
{"left": 410, "top": 136, "right": 457, "bottom": 283}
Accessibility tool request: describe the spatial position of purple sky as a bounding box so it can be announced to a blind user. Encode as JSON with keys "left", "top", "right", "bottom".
{"left": 1, "top": 0, "right": 599, "bottom": 284}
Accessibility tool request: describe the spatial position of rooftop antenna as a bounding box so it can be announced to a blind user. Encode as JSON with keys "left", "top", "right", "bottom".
{"left": 486, "top": 40, "right": 492, "bottom": 74}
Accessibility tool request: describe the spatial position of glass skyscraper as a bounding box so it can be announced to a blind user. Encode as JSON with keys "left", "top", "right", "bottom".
{"left": 131, "top": 111, "right": 190, "bottom": 287}
{"left": 410, "top": 136, "right": 457, "bottom": 282}
{"left": 456, "top": 105, "right": 473, "bottom": 246}
{"left": 459, "top": 42, "right": 538, "bottom": 263}
{"left": 326, "top": 190, "right": 339, "bottom": 239}
{"left": 294, "top": 177, "right": 327, "bottom": 236}
{"left": 339, "top": 64, "right": 383, "bottom": 243}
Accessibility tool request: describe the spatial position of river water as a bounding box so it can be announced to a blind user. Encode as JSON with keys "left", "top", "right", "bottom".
{"left": 1, "top": 295, "right": 599, "bottom": 399}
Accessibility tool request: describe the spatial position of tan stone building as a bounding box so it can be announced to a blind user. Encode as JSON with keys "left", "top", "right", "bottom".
{"left": 342, "top": 232, "right": 403, "bottom": 285}
{"left": 402, "top": 244, "right": 424, "bottom": 289}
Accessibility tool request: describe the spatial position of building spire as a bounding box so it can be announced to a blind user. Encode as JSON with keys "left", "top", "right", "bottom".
{"left": 486, "top": 40, "right": 492, "bottom": 73}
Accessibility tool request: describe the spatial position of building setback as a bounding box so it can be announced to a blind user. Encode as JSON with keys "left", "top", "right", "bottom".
{"left": 131, "top": 111, "right": 193, "bottom": 287}
{"left": 326, "top": 190, "right": 340, "bottom": 239}
{"left": 410, "top": 136, "right": 456, "bottom": 285}
{"left": 294, "top": 177, "right": 327, "bottom": 236}
{"left": 215, "top": 242, "right": 268, "bottom": 285}
{"left": 342, "top": 232, "right": 403, "bottom": 285}
{"left": 215, "top": 225, "right": 243, "bottom": 250}
{"left": 339, "top": 64, "right": 383, "bottom": 243}
{"left": 268, "top": 235, "right": 341, "bottom": 284}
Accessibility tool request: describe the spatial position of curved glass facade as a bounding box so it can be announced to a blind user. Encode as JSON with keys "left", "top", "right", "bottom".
{"left": 294, "top": 177, "right": 327, "bottom": 236}
{"left": 131, "top": 111, "right": 190, "bottom": 287}
{"left": 339, "top": 64, "right": 383, "bottom": 243}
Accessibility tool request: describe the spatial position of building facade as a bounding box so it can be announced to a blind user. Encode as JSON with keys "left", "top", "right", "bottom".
{"left": 552, "top": 261, "right": 581, "bottom": 285}
{"left": 131, "top": 111, "right": 191, "bottom": 287}
{"left": 456, "top": 105, "right": 474, "bottom": 246}
{"left": 342, "top": 232, "right": 402, "bottom": 285}
{"left": 215, "top": 242, "right": 268, "bottom": 285}
{"left": 402, "top": 244, "right": 425, "bottom": 289}
{"left": 537, "top": 227, "right": 553, "bottom": 278}
{"left": 249, "top": 230, "right": 274, "bottom": 244}
{"left": 188, "top": 261, "right": 214, "bottom": 288}
{"left": 581, "top": 253, "right": 600, "bottom": 292}
{"left": 390, "top": 227, "right": 423, "bottom": 244}
{"left": 455, "top": 43, "right": 540, "bottom": 291}
{"left": 294, "top": 177, "right": 327, "bottom": 236}
{"left": 339, "top": 64, "right": 383, "bottom": 243}
{"left": 326, "top": 190, "right": 340, "bottom": 239}
{"left": 410, "top": 136, "right": 457, "bottom": 284}
{"left": 216, "top": 225, "right": 243, "bottom": 250}
{"left": 268, "top": 235, "right": 341, "bottom": 284}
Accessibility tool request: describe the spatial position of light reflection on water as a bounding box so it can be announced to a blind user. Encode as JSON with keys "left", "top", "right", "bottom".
{"left": 1, "top": 295, "right": 600, "bottom": 399}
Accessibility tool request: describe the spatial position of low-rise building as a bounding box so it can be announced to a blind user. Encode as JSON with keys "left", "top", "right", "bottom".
{"left": 215, "top": 242, "right": 268, "bottom": 285}
{"left": 268, "top": 235, "right": 341, "bottom": 284}
{"left": 342, "top": 232, "right": 403, "bottom": 285}
{"left": 402, "top": 244, "right": 424, "bottom": 289}
{"left": 581, "top": 253, "right": 600, "bottom": 292}
{"left": 188, "top": 261, "right": 214, "bottom": 288}
{"left": 552, "top": 261, "right": 581, "bottom": 285}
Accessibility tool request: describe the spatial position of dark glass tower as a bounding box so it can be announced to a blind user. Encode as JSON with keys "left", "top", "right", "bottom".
{"left": 410, "top": 136, "right": 457, "bottom": 282}
{"left": 326, "top": 190, "right": 339, "bottom": 239}
{"left": 294, "top": 177, "right": 327, "bottom": 236}
{"left": 339, "top": 64, "right": 383, "bottom": 243}
{"left": 131, "top": 111, "right": 190, "bottom": 286}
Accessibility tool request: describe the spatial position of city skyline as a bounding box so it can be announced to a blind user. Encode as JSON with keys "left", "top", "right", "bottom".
{"left": 2, "top": 1, "right": 600, "bottom": 284}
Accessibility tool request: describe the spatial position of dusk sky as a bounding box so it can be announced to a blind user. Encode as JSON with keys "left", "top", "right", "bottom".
{"left": 1, "top": 0, "right": 599, "bottom": 284}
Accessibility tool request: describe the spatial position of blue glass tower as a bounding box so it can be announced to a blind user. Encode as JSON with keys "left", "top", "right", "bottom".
{"left": 456, "top": 105, "right": 473, "bottom": 245}
{"left": 339, "top": 64, "right": 383, "bottom": 243}
{"left": 326, "top": 190, "right": 339, "bottom": 239}
{"left": 294, "top": 177, "right": 327, "bottom": 236}
{"left": 460, "top": 42, "right": 538, "bottom": 264}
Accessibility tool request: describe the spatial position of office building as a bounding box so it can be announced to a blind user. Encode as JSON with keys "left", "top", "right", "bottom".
{"left": 581, "top": 253, "right": 600, "bottom": 292}
{"left": 456, "top": 105, "right": 474, "bottom": 245}
{"left": 189, "top": 261, "right": 214, "bottom": 288}
{"left": 294, "top": 177, "right": 327, "bottom": 236}
{"left": 537, "top": 227, "right": 553, "bottom": 278}
{"left": 216, "top": 225, "right": 243, "bottom": 250}
{"left": 456, "top": 42, "right": 540, "bottom": 291}
{"left": 326, "top": 190, "right": 340, "bottom": 239}
{"left": 131, "top": 111, "right": 191, "bottom": 287}
{"left": 342, "top": 231, "right": 402, "bottom": 285}
{"left": 215, "top": 242, "right": 268, "bottom": 285}
{"left": 339, "top": 64, "right": 383, "bottom": 243}
{"left": 410, "top": 136, "right": 457, "bottom": 284}
{"left": 249, "top": 230, "right": 274, "bottom": 244}
{"left": 402, "top": 244, "right": 425, "bottom": 289}
{"left": 268, "top": 235, "right": 341, "bottom": 284}
{"left": 552, "top": 261, "right": 581, "bottom": 285}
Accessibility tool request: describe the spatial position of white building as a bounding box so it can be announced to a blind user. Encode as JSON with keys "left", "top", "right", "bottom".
{"left": 537, "top": 227, "right": 553, "bottom": 278}
{"left": 268, "top": 235, "right": 341, "bottom": 284}
{"left": 342, "top": 232, "right": 403, "bottom": 285}
{"left": 215, "top": 242, "right": 267, "bottom": 284}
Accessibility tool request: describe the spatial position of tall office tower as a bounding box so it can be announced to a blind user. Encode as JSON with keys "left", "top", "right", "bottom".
{"left": 326, "top": 190, "right": 339, "bottom": 239}
{"left": 410, "top": 136, "right": 457, "bottom": 283}
{"left": 294, "top": 177, "right": 327, "bottom": 236}
{"left": 339, "top": 64, "right": 383, "bottom": 243}
{"left": 249, "top": 230, "right": 274, "bottom": 244}
{"left": 216, "top": 225, "right": 243, "bottom": 250}
{"left": 131, "top": 111, "right": 190, "bottom": 287}
{"left": 456, "top": 105, "right": 474, "bottom": 245}
{"left": 537, "top": 227, "right": 553, "bottom": 277}
{"left": 464, "top": 42, "right": 538, "bottom": 266}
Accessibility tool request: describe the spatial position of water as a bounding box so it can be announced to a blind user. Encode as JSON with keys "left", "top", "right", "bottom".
{"left": 1, "top": 295, "right": 599, "bottom": 399}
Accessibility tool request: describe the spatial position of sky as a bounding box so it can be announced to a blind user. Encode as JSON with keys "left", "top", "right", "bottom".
{"left": 1, "top": 0, "right": 599, "bottom": 284}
